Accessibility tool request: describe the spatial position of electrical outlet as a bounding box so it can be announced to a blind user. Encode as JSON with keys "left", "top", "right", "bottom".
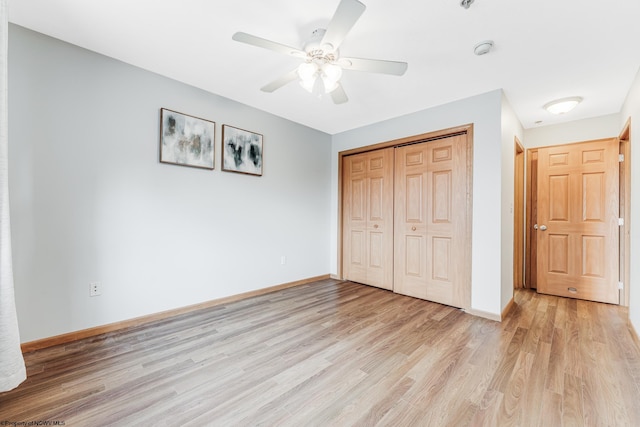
{"left": 280, "top": 255, "right": 286, "bottom": 265}
{"left": 90, "top": 282, "right": 102, "bottom": 297}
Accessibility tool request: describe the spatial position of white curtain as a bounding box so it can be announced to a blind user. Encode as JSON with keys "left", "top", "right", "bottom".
{"left": 0, "top": 0, "right": 26, "bottom": 392}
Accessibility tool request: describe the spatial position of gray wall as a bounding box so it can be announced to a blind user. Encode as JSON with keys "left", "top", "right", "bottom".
{"left": 500, "top": 95, "right": 525, "bottom": 311}
{"left": 524, "top": 114, "right": 621, "bottom": 149}
{"left": 8, "top": 25, "right": 332, "bottom": 342}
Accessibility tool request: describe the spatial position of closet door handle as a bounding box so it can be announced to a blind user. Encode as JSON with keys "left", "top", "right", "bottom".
{"left": 411, "top": 226, "right": 416, "bottom": 231}
{"left": 373, "top": 224, "right": 379, "bottom": 228}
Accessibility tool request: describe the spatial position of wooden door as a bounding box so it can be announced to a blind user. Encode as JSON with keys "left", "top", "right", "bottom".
{"left": 342, "top": 148, "right": 394, "bottom": 290}
{"left": 536, "top": 138, "right": 619, "bottom": 304}
{"left": 394, "top": 135, "right": 468, "bottom": 307}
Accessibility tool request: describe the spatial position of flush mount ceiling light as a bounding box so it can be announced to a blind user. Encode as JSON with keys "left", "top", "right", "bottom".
{"left": 543, "top": 96, "right": 583, "bottom": 114}
{"left": 474, "top": 40, "right": 493, "bottom": 56}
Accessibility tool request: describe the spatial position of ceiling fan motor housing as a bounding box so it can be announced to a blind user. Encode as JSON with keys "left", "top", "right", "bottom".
{"left": 303, "top": 29, "right": 338, "bottom": 62}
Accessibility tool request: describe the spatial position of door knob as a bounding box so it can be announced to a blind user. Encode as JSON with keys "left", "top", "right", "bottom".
{"left": 373, "top": 224, "right": 379, "bottom": 229}
{"left": 533, "top": 224, "right": 538, "bottom": 230}
{"left": 411, "top": 226, "right": 416, "bottom": 231}
{"left": 539, "top": 225, "right": 547, "bottom": 231}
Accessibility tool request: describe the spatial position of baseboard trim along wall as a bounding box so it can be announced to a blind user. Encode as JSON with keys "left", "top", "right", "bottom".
{"left": 500, "top": 297, "right": 516, "bottom": 321}
{"left": 21, "top": 274, "right": 331, "bottom": 353}
{"left": 464, "top": 308, "right": 502, "bottom": 322}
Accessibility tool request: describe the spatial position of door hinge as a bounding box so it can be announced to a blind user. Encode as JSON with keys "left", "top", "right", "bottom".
{"left": 619, "top": 281, "right": 624, "bottom": 290}
{"left": 619, "top": 154, "right": 625, "bottom": 162}
{"left": 619, "top": 217, "right": 624, "bottom": 226}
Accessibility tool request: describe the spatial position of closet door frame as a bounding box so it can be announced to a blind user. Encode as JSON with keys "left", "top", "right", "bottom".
{"left": 337, "top": 124, "right": 474, "bottom": 311}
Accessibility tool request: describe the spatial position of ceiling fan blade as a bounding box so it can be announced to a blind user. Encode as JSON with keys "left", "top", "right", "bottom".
{"left": 321, "top": 0, "right": 366, "bottom": 50}
{"left": 232, "top": 32, "right": 307, "bottom": 59}
{"left": 330, "top": 83, "right": 349, "bottom": 104}
{"left": 338, "top": 57, "right": 408, "bottom": 76}
{"left": 260, "top": 69, "right": 300, "bottom": 93}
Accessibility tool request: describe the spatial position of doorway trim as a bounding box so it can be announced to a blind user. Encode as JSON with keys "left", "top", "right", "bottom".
{"left": 514, "top": 138, "right": 525, "bottom": 288}
{"left": 525, "top": 148, "right": 538, "bottom": 289}
{"left": 619, "top": 118, "right": 631, "bottom": 306}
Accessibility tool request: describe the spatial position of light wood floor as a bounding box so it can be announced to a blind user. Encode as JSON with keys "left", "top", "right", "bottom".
{"left": 2, "top": 279, "right": 640, "bottom": 426}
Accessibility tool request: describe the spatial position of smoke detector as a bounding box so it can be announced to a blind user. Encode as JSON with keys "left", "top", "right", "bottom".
{"left": 461, "top": 0, "right": 475, "bottom": 9}
{"left": 474, "top": 40, "right": 494, "bottom": 56}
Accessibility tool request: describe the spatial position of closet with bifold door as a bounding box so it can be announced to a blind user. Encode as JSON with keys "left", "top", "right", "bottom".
{"left": 341, "top": 128, "right": 471, "bottom": 309}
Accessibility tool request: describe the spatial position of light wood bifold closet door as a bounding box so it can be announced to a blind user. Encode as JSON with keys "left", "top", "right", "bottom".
{"left": 342, "top": 132, "right": 470, "bottom": 309}
{"left": 342, "top": 148, "right": 394, "bottom": 290}
{"left": 394, "top": 134, "right": 468, "bottom": 308}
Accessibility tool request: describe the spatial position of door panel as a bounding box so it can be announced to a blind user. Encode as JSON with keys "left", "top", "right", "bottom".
{"left": 344, "top": 165, "right": 367, "bottom": 285}
{"left": 348, "top": 230, "right": 366, "bottom": 283}
{"left": 548, "top": 234, "right": 568, "bottom": 273}
{"left": 405, "top": 235, "right": 423, "bottom": 277}
{"left": 395, "top": 146, "right": 429, "bottom": 299}
{"left": 394, "top": 134, "right": 467, "bottom": 308}
{"left": 342, "top": 148, "right": 394, "bottom": 290}
{"left": 406, "top": 174, "right": 424, "bottom": 223}
{"left": 432, "top": 171, "right": 452, "bottom": 222}
{"left": 583, "top": 173, "right": 604, "bottom": 220}
{"left": 369, "top": 177, "right": 384, "bottom": 219}
{"left": 432, "top": 236, "right": 451, "bottom": 281}
{"left": 536, "top": 138, "right": 619, "bottom": 304}
{"left": 582, "top": 236, "right": 604, "bottom": 277}
{"left": 350, "top": 179, "right": 365, "bottom": 220}
{"left": 549, "top": 175, "right": 569, "bottom": 220}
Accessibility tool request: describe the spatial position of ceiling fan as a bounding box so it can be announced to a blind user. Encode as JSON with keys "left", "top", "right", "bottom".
{"left": 232, "top": 0, "right": 408, "bottom": 104}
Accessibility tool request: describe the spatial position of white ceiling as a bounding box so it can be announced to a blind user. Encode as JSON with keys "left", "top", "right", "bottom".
{"left": 8, "top": 0, "right": 640, "bottom": 135}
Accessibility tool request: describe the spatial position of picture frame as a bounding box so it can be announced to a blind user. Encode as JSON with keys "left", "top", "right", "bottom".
{"left": 160, "top": 108, "right": 215, "bottom": 170}
{"left": 222, "top": 125, "right": 263, "bottom": 176}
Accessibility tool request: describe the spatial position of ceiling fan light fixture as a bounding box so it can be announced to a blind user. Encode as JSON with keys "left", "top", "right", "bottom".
{"left": 323, "top": 63, "right": 342, "bottom": 81}
{"left": 321, "top": 63, "right": 343, "bottom": 93}
{"left": 298, "top": 62, "right": 319, "bottom": 93}
{"left": 544, "top": 96, "right": 583, "bottom": 114}
{"left": 298, "top": 62, "right": 318, "bottom": 81}
{"left": 232, "top": 0, "right": 408, "bottom": 104}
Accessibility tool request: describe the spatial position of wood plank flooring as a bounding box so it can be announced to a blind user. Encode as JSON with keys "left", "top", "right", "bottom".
{"left": 1, "top": 279, "right": 639, "bottom": 426}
